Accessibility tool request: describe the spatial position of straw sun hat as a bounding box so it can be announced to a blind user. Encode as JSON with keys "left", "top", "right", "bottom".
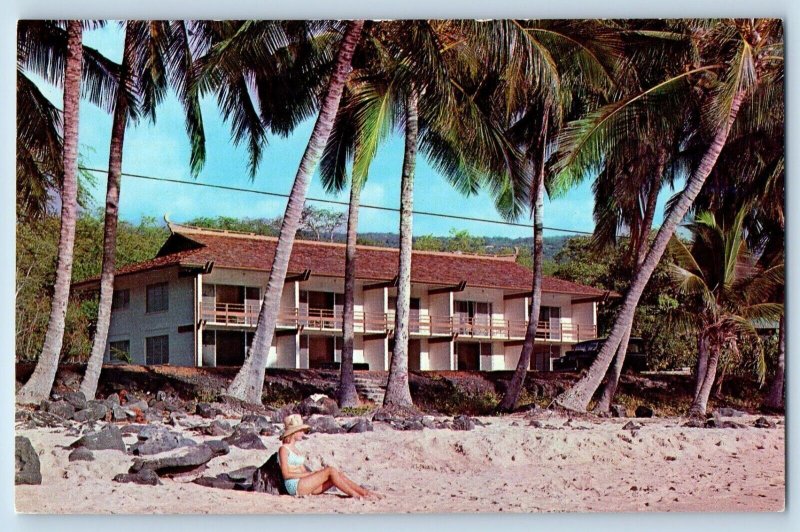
{"left": 279, "top": 414, "right": 311, "bottom": 440}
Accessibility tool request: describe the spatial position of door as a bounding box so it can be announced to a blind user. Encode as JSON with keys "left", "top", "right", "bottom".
{"left": 540, "top": 306, "right": 562, "bottom": 340}
{"left": 308, "top": 336, "right": 335, "bottom": 368}
{"left": 244, "top": 287, "right": 260, "bottom": 326}
{"left": 456, "top": 342, "right": 481, "bottom": 371}
{"left": 474, "top": 302, "right": 491, "bottom": 336}
{"left": 216, "top": 331, "right": 245, "bottom": 366}
{"left": 408, "top": 339, "right": 422, "bottom": 371}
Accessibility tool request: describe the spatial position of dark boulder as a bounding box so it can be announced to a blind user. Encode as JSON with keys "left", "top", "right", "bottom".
{"left": 106, "top": 393, "right": 121, "bottom": 405}
{"left": 610, "top": 405, "right": 627, "bottom": 418}
{"left": 126, "top": 399, "right": 149, "bottom": 412}
{"left": 754, "top": 416, "right": 775, "bottom": 429}
{"left": 63, "top": 391, "right": 87, "bottom": 411}
{"left": 530, "top": 420, "right": 543, "bottom": 428}
{"left": 202, "top": 419, "right": 232, "bottom": 436}
{"left": 452, "top": 415, "right": 476, "bottom": 431}
{"left": 397, "top": 419, "right": 424, "bottom": 431}
{"left": 241, "top": 414, "right": 277, "bottom": 435}
{"left": 634, "top": 406, "right": 654, "bottom": 418}
{"left": 111, "top": 404, "right": 128, "bottom": 421}
{"left": 73, "top": 401, "right": 108, "bottom": 423}
{"left": 205, "top": 439, "right": 231, "bottom": 456}
{"left": 682, "top": 419, "right": 705, "bottom": 428}
{"left": 307, "top": 415, "right": 345, "bottom": 434}
{"left": 622, "top": 421, "right": 642, "bottom": 431}
{"left": 130, "top": 425, "right": 197, "bottom": 455}
{"left": 41, "top": 400, "right": 76, "bottom": 420}
{"left": 346, "top": 418, "right": 374, "bottom": 433}
{"left": 70, "top": 425, "right": 126, "bottom": 452}
{"left": 714, "top": 407, "right": 746, "bottom": 418}
{"left": 192, "top": 474, "right": 238, "bottom": 490}
{"left": 130, "top": 442, "right": 227, "bottom": 476}
{"left": 298, "top": 396, "right": 340, "bottom": 417}
{"left": 251, "top": 453, "right": 288, "bottom": 495}
{"left": 196, "top": 402, "right": 221, "bottom": 419}
{"left": 223, "top": 424, "right": 267, "bottom": 450}
{"left": 113, "top": 468, "right": 161, "bottom": 485}
{"left": 68, "top": 448, "right": 95, "bottom": 462}
{"left": 15, "top": 436, "right": 42, "bottom": 485}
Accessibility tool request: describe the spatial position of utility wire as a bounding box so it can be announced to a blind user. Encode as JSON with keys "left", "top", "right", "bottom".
{"left": 78, "top": 166, "right": 595, "bottom": 235}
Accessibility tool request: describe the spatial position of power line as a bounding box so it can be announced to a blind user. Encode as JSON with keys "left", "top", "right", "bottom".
{"left": 78, "top": 166, "right": 595, "bottom": 235}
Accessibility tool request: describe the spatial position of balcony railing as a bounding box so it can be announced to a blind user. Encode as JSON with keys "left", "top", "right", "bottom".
{"left": 200, "top": 302, "right": 597, "bottom": 342}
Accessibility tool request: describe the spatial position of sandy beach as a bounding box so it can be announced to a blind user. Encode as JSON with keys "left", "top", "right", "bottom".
{"left": 15, "top": 412, "right": 785, "bottom": 514}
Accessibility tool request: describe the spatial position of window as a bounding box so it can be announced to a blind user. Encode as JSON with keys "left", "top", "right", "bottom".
{"left": 109, "top": 340, "right": 130, "bottom": 362}
{"left": 111, "top": 289, "right": 130, "bottom": 310}
{"left": 146, "top": 282, "right": 169, "bottom": 313}
{"left": 145, "top": 335, "right": 169, "bottom": 365}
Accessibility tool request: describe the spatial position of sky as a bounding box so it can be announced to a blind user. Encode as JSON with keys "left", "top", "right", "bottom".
{"left": 35, "top": 22, "right": 681, "bottom": 239}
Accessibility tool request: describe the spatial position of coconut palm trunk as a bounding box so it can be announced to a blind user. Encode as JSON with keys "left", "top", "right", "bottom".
{"left": 497, "top": 114, "right": 549, "bottom": 413}
{"left": 226, "top": 20, "right": 364, "bottom": 404}
{"left": 17, "top": 21, "right": 83, "bottom": 405}
{"left": 594, "top": 164, "right": 662, "bottom": 413}
{"left": 383, "top": 88, "right": 419, "bottom": 408}
{"left": 80, "top": 26, "right": 135, "bottom": 400}
{"left": 337, "top": 179, "right": 362, "bottom": 407}
{"left": 688, "top": 335, "right": 721, "bottom": 417}
{"left": 763, "top": 315, "right": 785, "bottom": 410}
{"left": 554, "top": 89, "right": 746, "bottom": 413}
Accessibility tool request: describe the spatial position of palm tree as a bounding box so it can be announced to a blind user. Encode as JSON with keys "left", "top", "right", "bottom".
{"left": 17, "top": 20, "right": 85, "bottom": 405}
{"left": 79, "top": 21, "right": 207, "bottom": 399}
{"left": 380, "top": 21, "right": 534, "bottom": 408}
{"left": 553, "top": 19, "right": 783, "bottom": 412}
{"left": 320, "top": 61, "right": 400, "bottom": 406}
{"left": 224, "top": 21, "right": 365, "bottom": 404}
{"left": 666, "top": 209, "right": 783, "bottom": 417}
{"left": 16, "top": 20, "right": 119, "bottom": 219}
{"left": 470, "top": 20, "right": 626, "bottom": 412}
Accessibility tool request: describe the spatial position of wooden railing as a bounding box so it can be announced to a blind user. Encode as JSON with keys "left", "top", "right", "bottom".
{"left": 200, "top": 303, "right": 597, "bottom": 342}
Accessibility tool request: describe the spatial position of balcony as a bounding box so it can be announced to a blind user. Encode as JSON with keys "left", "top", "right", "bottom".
{"left": 200, "top": 303, "right": 597, "bottom": 342}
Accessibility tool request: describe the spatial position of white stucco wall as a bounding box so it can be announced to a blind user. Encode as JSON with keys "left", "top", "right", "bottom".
{"left": 106, "top": 267, "right": 196, "bottom": 366}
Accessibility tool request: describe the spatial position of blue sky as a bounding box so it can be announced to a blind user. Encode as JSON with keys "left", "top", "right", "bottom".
{"left": 37, "top": 23, "right": 679, "bottom": 239}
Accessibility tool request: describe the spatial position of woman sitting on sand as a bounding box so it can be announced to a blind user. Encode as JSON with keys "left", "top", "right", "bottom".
{"left": 277, "top": 414, "right": 380, "bottom": 499}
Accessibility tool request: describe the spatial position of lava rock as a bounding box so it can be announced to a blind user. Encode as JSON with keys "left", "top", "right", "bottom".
{"left": 192, "top": 474, "right": 238, "bottom": 490}
{"left": 223, "top": 424, "right": 267, "bottom": 450}
{"left": 106, "top": 393, "right": 121, "bottom": 405}
{"left": 73, "top": 401, "right": 108, "bottom": 423}
{"left": 250, "top": 453, "right": 288, "bottom": 495}
{"left": 205, "top": 439, "right": 231, "bottom": 456}
{"left": 611, "top": 404, "right": 628, "bottom": 418}
{"left": 68, "top": 448, "right": 95, "bottom": 462}
{"left": 241, "top": 414, "right": 275, "bottom": 435}
{"left": 42, "top": 400, "right": 76, "bottom": 420}
{"left": 298, "top": 395, "right": 340, "bottom": 417}
{"left": 63, "top": 391, "right": 88, "bottom": 411}
{"left": 126, "top": 399, "right": 149, "bottom": 412}
{"left": 714, "top": 407, "right": 746, "bottom": 418}
{"left": 307, "top": 415, "right": 345, "bottom": 434}
{"left": 169, "top": 411, "right": 189, "bottom": 427}
{"left": 111, "top": 404, "right": 128, "bottom": 421}
{"left": 530, "top": 420, "right": 543, "bottom": 428}
{"left": 202, "top": 419, "right": 232, "bottom": 436}
{"left": 346, "top": 418, "right": 374, "bottom": 433}
{"left": 15, "top": 436, "right": 42, "bottom": 485}
{"left": 622, "top": 421, "right": 642, "bottom": 431}
{"left": 196, "top": 402, "right": 220, "bottom": 419}
{"left": 682, "top": 419, "right": 705, "bottom": 428}
{"left": 634, "top": 406, "right": 654, "bottom": 418}
{"left": 70, "top": 425, "right": 126, "bottom": 452}
{"left": 754, "top": 416, "right": 775, "bottom": 428}
{"left": 421, "top": 416, "right": 437, "bottom": 429}
{"left": 113, "top": 468, "right": 161, "bottom": 485}
{"left": 130, "top": 425, "right": 197, "bottom": 455}
{"left": 452, "top": 415, "right": 476, "bottom": 431}
{"left": 130, "top": 443, "right": 225, "bottom": 475}
{"left": 397, "top": 419, "right": 424, "bottom": 431}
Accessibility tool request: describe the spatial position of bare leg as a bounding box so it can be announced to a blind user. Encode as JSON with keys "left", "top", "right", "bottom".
{"left": 297, "top": 467, "right": 363, "bottom": 498}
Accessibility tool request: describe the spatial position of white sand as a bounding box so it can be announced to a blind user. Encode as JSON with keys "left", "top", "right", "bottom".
{"left": 15, "top": 413, "right": 785, "bottom": 514}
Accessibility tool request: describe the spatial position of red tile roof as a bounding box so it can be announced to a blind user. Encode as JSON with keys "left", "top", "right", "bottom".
{"left": 74, "top": 224, "right": 609, "bottom": 297}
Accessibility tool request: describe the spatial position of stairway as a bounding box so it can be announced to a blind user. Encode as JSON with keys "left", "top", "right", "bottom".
{"left": 353, "top": 374, "right": 387, "bottom": 404}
